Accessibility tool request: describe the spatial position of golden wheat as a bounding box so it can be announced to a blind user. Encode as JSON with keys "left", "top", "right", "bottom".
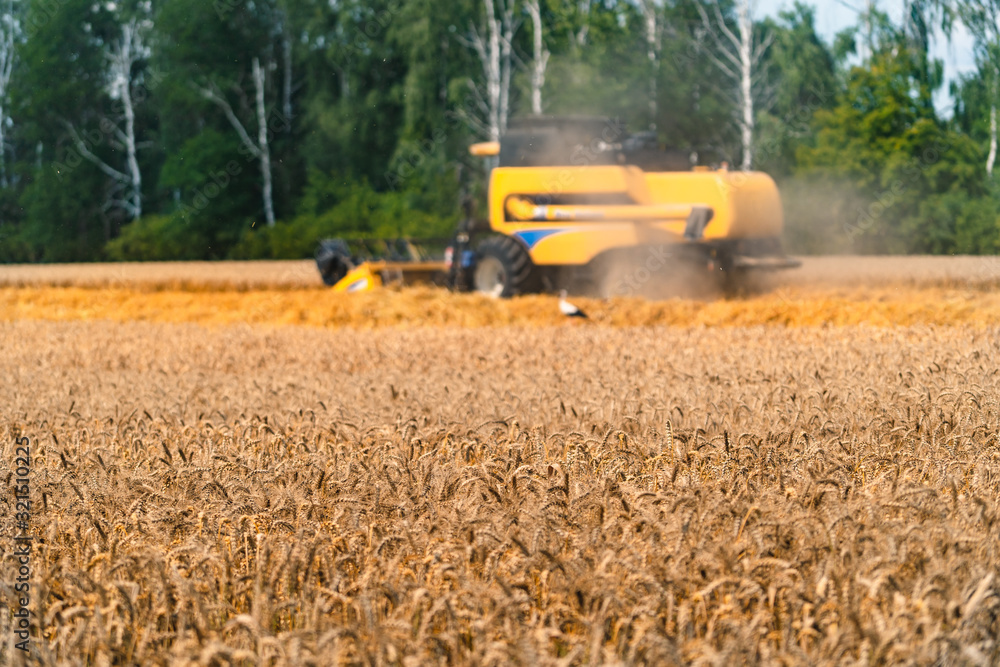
{"left": 0, "top": 260, "right": 320, "bottom": 290}
{"left": 2, "top": 256, "right": 999, "bottom": 329}
{"left": 2, "top": 255, "right": 999, "bottom": 291}
{"left": 1, "top": 284, "right": 999, "bottom": 328}
{"left": 1, "top": 319, "right": 999, "bottom": 665}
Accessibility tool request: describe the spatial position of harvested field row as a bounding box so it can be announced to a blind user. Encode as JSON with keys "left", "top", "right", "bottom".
{"left": 783, "top": 255, "right": 1000, "bottom": 289}
{"left": 1, "top": 320, "right": 999, "bottom": 664}
{"left": 1, "top": 256, "right": 999, "bottom": 291}
{"left": 0, "top": 260, "right": 321, "bottom": 290}
{"left": 1, "top": 284, "right": 999, "bottom": 328}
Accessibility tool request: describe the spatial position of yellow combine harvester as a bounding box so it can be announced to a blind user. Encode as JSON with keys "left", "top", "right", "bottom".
{"left": 316, "top": 117, "right": 799, "bottom": 297}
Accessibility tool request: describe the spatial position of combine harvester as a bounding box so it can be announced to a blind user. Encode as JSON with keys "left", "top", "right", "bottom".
{"left": 316, "top": 117, "right": 799, "bottom": 297}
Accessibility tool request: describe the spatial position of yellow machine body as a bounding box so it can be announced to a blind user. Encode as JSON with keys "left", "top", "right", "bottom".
{"left": 487, "top": 165, "right": 784, "bottom": 267}
{"left": 332, "top": 264, "right": 382, "bottom": 293}
{"left": 332, "top": 260, "right": 448, "bottom": 292}
{"left": 318, "top": 116, "right": 797, "bottom": 295}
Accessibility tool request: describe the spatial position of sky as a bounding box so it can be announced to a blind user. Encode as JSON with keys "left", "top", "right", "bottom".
{"left": 756, "top": 0, "right": 978, "bottom": 115}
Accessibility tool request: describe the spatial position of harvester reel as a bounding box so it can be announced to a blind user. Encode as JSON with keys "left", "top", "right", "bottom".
{"left": 315, "top": 239, "right": 354, "bottom": 287}
{"left": 473, "top": 236, "right": 537, "bottom": 298}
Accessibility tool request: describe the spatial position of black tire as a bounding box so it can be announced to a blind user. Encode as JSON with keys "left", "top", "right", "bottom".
{"left": 315, "top": 239, "right": 354, "bottom": 286}
{"left": 472, "top": 236, "right": 538, "bottom": 297}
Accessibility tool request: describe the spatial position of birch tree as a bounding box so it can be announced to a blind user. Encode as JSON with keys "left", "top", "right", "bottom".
{"left": 697, "top": 0, "right": 773, "bottom": 171}
{"left": 0, "top": 0, "right": 17, "bottom": 188}
{"left": 460, "top": 0, "right": 517, "bottom": 142}
{"left": 576, "top": 0, "right": 592, "bottom": 46}
{"left": 984, "top": 61, "right": 997, "bottom": 176}
{"left": 64, "top": 16, "right": 148, "bottom": 220}
{"left": 954, "top": 1, "right": 1000, "bottom": 176}
{"left": 526, "top": 0, "right": 549, "bottom": 115}
{"left": 639, "top": 0, "right": 662, "bottom": 130}
{"left": 109, "top": 18, "right": 144, "bottom": 219}
{"left": 197, "top": 57, "right": 276, "bottom": 227}
{"left": 833, "top": 0, "right": 879, "bottom": 61}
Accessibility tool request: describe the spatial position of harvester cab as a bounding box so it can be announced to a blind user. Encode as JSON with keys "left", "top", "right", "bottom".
{"left": 316, "top": 116, "right": 800, "bottom": 297}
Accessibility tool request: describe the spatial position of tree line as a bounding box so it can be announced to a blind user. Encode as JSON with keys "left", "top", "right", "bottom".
{"left": 0, "top": 0, "right": 997, "bottom": 262}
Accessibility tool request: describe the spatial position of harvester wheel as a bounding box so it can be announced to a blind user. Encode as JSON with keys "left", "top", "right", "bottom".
{"left": 473, "top": 236, "right": 537, "bottom": 298}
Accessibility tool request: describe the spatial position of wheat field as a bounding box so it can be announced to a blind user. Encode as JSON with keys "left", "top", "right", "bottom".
{"left": 1, "top": 258, "right": 1000, "bottom": 665}
{"left": 1, "top": 255, "right": 999, "bottom": 291}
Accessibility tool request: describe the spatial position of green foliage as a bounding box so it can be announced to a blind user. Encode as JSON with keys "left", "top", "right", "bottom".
{"left": 105, "top": 213, "right": 211, "bottom": 261}
{"left": 951, "top": 53, "right": 998, "bottom": 156}
{"left": 922, "top": 190, "right": 1000, "bottom": 255}
{"left": 157, "top": 129, "right": 258, "bottom": 251}
{"left": 954, "top": 190, "right": 1000, "bottom": 254}
{"left": 0, "top": 185, "right": 30, "bottom": 262}
{"left": 542, "top": 4, "right": 646, "bottom": 121}
{"left": 756, "top": 3, "right": 838, "bottom": 176}
{"left": 17, "top": 163, "right": 108, "bottom": 262}
{"left": 230, "top": 171, "right": 457, "bottom": 260}
{"left": 794, "top": 38, "right": 997, "bottom": 254}
{"left": 16, "top": 0, "right": 116, "bottom": 129}
{"left": 0, "top": 0, "right": 996, "bottom": 262}
{"left": 778, "top": 175, "right": 867, "bottom": 255}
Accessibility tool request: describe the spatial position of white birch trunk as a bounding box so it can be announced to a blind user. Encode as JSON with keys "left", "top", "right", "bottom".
{"left": 64, "top": 122, "right": 131, "bottom": 186}
{"left": 113, "top": 19, "right": 143, "bottom": 219}
{"left": 253, "top": 57, "right": 276, "bottom": 227}
{"left": 198, "top": 59, "right": 276, "bottom": 227}
{"left": 576, "top": 0, "right": 591, "bottom": 47}
{"left": 956, "top": 3, "right": 1000, "bottom": 178}
{"left": 861, "top": 0, "right": 876, "bottom": 62}
{"left": 462, "top": 0, "right": 517, "bottom": 143}
{"left": 0, "top": 0, "right": 13, "bottom": 189}
{"left": 697, "top": 0, "right": 772, "bottom": 172}
{"left": 498, "top": 0, "right": 513, "bottom": 136}
{"left": 484, "top": 0, "right": 501, "bottom": 141}
{"left": 642, "top": 0, "right": 660, "bottom": 130}
{"left": 121, "top": 73, "right": 141, "bottom": 218}
{"left": 738, "top": 1, "right": 754, "bottom": 171}
{"left": 527, "top": 0, "right": 549, "bottom": 115}
{"left": 66, "top": 17, "right": 146, "bottom": 220}
{"left": 988, "top": 102, "right": 997, "bottom": 177}
{"left": 0, "top": 109, "right": 5, "bottom": 189}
